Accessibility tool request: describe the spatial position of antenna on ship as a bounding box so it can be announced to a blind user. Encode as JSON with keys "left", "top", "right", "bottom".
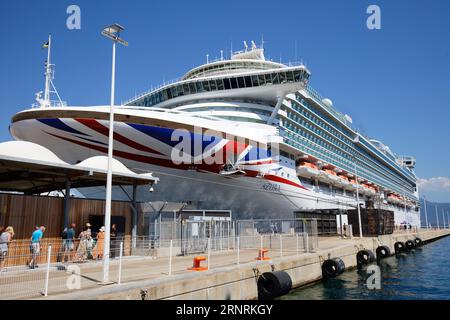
{"left": 243, "top": 41, "right": 248, "bottom": 51}
{"left": 43, "top": 34, "right": 52, "bottom": 106}
{"left": 251, "top": 40, "right": 257, "bottom": 50}
{"left": 206, "top": 54, "right": 209, "bottom": 64}
{"left": 36, "top": 34, "right": 64, "bottom": 108}
{"left": 261, "top": 34, "right": 264, "bottom": 49}
{"left": 295, "top": 40, "right": 298, "bottom": 62}
{"left": 220, "top": 50, "right": 224, "bottom": 61}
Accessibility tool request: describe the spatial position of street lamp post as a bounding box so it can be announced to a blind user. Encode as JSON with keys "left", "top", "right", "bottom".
{"left": 354, "top": 160, "right": 363, "bottom": 238}
{"left": 101, "top": 23, "right": 128, "bottom": 284}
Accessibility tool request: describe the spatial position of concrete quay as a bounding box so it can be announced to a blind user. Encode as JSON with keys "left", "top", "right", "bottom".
{"left": 43, "top": 229, "right": 450, "bottom": 300}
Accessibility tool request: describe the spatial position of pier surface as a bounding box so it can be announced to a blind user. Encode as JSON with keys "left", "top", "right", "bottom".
{"left": 1, "top": 229, "right": 448, "bottom": 300}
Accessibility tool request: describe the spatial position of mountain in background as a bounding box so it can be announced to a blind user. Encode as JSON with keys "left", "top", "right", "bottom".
{"left": 419, "top": 199, "right": 450, "bottom": 228}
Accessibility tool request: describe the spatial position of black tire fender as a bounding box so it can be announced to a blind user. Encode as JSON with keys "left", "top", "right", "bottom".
{"left": 394, "top": 241, "right": 405, "bottom": 254}
{"left": 405, "top": 240, "right": 416, "bottom": 251}
{"left": 356, "top": 249, "right": 376, "bottom": 266}
{"left": 414, "top": 237, "right": 423, "bottom": 247}
{"left": 322, "top": 258, "right": 345, "bottom": 279}
{"left": 257, "top": 271, "right": 292, "bottom": 300}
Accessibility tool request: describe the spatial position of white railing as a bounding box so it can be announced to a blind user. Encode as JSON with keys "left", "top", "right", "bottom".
{"left": 0, "top": 231, "right": 319, "bottom": 299}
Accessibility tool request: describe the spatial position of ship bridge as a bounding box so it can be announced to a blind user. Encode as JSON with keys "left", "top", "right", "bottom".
{"left": 182, "top": 46, "right": 286, "bottom": 80}
{"left": 125, "top": 43, "right": 311, "bottom": 109}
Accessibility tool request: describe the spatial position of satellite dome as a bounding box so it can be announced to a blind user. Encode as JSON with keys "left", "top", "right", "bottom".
{"left": 322, "top": 98, "right": 333, "bottom": 108}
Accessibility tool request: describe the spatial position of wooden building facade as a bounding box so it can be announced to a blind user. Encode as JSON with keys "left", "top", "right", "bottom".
{"left": 0, "top": 193, "right": 147, "bottom": 266}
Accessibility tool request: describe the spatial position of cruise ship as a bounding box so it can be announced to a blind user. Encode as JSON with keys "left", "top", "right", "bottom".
{"left": 9, "top": 40, "right": 420, "bottom": 226}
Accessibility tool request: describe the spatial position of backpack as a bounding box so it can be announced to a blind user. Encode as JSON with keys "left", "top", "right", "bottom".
{"left": 61, "top": 230, "right": 68, "bottom": 239}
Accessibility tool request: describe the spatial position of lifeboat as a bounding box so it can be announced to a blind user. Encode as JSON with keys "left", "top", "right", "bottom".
{"left": 346, "top": 178, "right": 358, "bottom": 191}
{"left": 337, "top": 174, "right": 351, "bottom": 188}
{"left": 319, "top": 168, "right": 340, "bottom": 185}
{"left": 366, "top": 184, "right": 378, "bottom": 196}
{"left": 387, "top": 193, "right": 401, "bottom": 204}
{"left": 296, "top": 161, "right": 320, "bottom": 179}
{"left": 360, "top": 183, "right": 372, "bottom": 196}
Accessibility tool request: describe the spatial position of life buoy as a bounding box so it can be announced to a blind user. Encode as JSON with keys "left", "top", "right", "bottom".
{"left": 257, "top": 271, "right": 292, "bottom": 300}
{"left": 322, "top": 258, "right": 345, "bottom": 279}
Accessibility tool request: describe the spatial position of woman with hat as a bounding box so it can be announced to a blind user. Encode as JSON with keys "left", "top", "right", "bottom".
{"left": 94, "top": 226, "right": 105, "bottom": 260}
{"left": 85, "top": 223, "right": 92, "bottom": 237}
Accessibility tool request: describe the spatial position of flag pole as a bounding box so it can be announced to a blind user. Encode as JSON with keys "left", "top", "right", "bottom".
{"left": 44, "top": 34, "right": 52, "bottom": 107}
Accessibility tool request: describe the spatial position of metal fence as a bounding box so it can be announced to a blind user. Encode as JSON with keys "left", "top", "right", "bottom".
{"left": 0, "top": 219, "right": 319, "bottom": 300}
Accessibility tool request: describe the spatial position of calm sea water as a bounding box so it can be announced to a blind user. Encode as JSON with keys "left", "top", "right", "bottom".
{"left": 281, "top": 235, "right": 450, "bottom": 300}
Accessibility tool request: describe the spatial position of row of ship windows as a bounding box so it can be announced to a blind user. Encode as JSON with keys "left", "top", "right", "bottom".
{"left": 216, "top": 116, "right": 264, "bottom": 123}
{"left": 359, "top": 137, "right": 415, "bottom": 181}
{"left": 285, "top": 111, "right": 353, "bottom": 153}
{"left": 291, "top": 99, "right": 354, "bottom": 145}
{"left": 299, "top": 178, "right": 360, "bottom": 196}
{"left": 182, "top": 106, "right": 272, "bottom": 117}
{"left": 303, "top": 87, "right": 354, "bottom": 129}
{"left": 186, "top": 61, "right": 280, "bottom": 79}
{"left": 282, "top": 130, "right": 416, "bottom": 197}
{"left": 287, "top": 99, "right": 415, "bottom": 186}
{"left": 294, "top": 94, "right": 415, "bottom": 182}
{"left": 355, "top": 142, "right": 415, "bottom": 186}
{"left": 283, "top": 121, "right": 414, "bottom": 193}
{"left": 135, "top": 69, "right": 309, "bottom": 107}
{"left": 300, "top": 178, "right": 416, "bottom": 203}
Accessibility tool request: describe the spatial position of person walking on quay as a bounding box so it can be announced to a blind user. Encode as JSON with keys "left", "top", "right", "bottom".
{"left": 93, "top": 226, "right": 105, "bottom": 260}
{"left": 110, "top": 224, "right": 117, "bottom": 259}
{"left": 0, "top": 227, "right": 15, "bottom": 272}
{"left": 63, "top": 223, "right": 76, "bottom": 263}
{"left": 75, "top": 226, "right": 92, "bottom": 262}
{"left": 85, "top": 223, "right": 92, "bottom": 237}
{"left": 29, "top": 226, "right": 45, "bottom": 269}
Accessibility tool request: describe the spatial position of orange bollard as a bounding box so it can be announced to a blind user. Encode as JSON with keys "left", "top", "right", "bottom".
{"left": 255, "top": 248, "right": 271, "bottom": 260}
{"left": 188, "top": 256, "right": 208, "bottom": 271}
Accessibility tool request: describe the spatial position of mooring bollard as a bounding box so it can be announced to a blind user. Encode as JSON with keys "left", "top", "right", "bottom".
{"left": 188, "top": 256, "right": 208, "bottom": 271}
{"left": 118, "top": 242, "right": 123, "bottom": 284}
{"left": 168, "top": 239, "right": 173, "bottom": 276}
{"left": 43, "top": 245, "right": 52, "bottom": 296}
{"left": 255, "top": 248, "right": 271, "bottom": 261}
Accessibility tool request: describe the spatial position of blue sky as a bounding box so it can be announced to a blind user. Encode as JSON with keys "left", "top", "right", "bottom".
{"left": 0, "top": 0, "right": 449, "bottom": 201}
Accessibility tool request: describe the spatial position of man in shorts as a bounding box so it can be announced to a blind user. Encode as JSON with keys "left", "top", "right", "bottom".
{"left": 29, "top": 226, "right": 45, "bottom": 269}
{"left": 63, "top": 223, "right": 76, "bottom": 263}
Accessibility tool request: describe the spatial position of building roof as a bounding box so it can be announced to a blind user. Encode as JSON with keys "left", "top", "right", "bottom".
{"left": 0, "top": 141, "right": 158, "bottom": 194}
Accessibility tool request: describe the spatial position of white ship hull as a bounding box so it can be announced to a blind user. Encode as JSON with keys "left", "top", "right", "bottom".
{"left": 10, "top": 106, "right": 419, "bottom": 225}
